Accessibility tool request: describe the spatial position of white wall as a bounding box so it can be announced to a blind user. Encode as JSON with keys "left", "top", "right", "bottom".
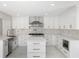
{"left": 57, "top": 6, "right": 77, "bottom": 29}
{"left": 12, "top": 16, "right": 29, "bottom": 29}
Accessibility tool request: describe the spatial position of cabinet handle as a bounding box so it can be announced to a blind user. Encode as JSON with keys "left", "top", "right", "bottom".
{"left": 33, "top": 43, "right": 40, "bottom": 44}
{"left": 33, "top": 48, "right": 40, "bottom": 50}
{"left": 33, "top": 56, "right": 40, "bottom": 57}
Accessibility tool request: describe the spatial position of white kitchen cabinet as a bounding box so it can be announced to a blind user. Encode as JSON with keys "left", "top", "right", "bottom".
{"left": 45, "top": 34, "right": 57, "bottom": 46}
{"left": 0, "top": 38, "right": 8, "bottom": 58}
{"left": 18, "top": 35, "right": 28, "bottom": 46}
{"left": 57, "top": 6, "right": 76, "bottom": 29}
{"left": 3, "top": 39, "right": 8, "bottom": 57}
{"left": 27, "top": 37, "right": 46, "bottom": 58}
{"left": 61, "top": 36, "right": 79, "bottom": 58}
{"left": 12, "top": 17, "right": 29, "bottom": 29}
{"left": 56, "top": 35, "right": 69, "bottom": 57}
{"left": 45, "top": 34, "right": 52, "bottom": 46}
{"left": 52, "top": 35, "right": 57, "bottom": 46}
{"left": 0, "top": 18, "right": 11, "bottom": 36}
{"left": 0, "top": 40, "right": 4, "bottom": 58}
{"left": 44, "top": 16, "right": 58, "bottom": 29}
{"left": 0, "top": 12, "right": 12, "bottom": 36}
{"left": 0, "top": 19, "right": 2, "bottom": 36}
{"left": 56, "top": 35, "right": 79, "bottom": 58}
{"left": 56, "top": 35, "right": 63, "bottom": 49}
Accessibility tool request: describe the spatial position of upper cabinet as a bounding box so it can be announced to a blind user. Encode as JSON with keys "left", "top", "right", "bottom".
{"left": 0, "top": 19, "right": 2, "bottom": 36}
{"left": 12, "top": 16, "right": 29, "bottom": 29}
{"left": 44, "top": 16, "right": 58, "bottom": 29}
{"left": 0, "top": 14, "right": 12, "bottom": 36}
{"left": 57, "top": 6, "right": 77, "bottom": 29}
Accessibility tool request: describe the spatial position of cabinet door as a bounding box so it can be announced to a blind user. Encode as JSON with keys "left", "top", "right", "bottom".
{"left": 52, "top": 35, "right": 57, "bottom": 46}
{"left": 18, "top": 35, "right": 27, "bottom": 46}
{"left": 56, "top": 35, "right": 62, "bottom": 48}
{"left": 0, "top": 19, "right": 2, "bottom": 36}
{"left": 45, "top": 34, "right": 52, "bottom": 46}
{"left": 2, "top": 19, "right": 11, "bottom": 36}
{"left": 0, "top": 41, "right": 3, "bottom": 57}
{"left": 3, "top": 40, "right": 8, "bottom": 57}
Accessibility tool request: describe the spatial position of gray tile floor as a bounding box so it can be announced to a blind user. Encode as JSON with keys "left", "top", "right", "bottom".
{"left": 7, "top": 46, "right": 66, "bottom": 58}
{"left": 46, "top": 46, "right": 66, "bottom": 58}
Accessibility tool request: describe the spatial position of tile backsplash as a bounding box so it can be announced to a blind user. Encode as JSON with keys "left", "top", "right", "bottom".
{"left": 13, "top": 29, "right": 79, "bottom": 39}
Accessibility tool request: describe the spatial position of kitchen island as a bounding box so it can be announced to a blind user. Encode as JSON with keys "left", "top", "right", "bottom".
{"left": 27, "top": 36, "right": 46, "bottom": 58}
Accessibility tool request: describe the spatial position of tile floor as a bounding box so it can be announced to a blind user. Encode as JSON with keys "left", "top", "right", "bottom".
{"left": 7, "top": 46, "right": 66, "bottom": 58}
{"left": 46, "top": 46, "right": 66, "bottom": 58}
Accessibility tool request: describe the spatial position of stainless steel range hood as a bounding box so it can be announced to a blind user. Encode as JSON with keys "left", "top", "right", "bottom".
{"left": 30, "top": 21, "right": 42, "bottom": 24}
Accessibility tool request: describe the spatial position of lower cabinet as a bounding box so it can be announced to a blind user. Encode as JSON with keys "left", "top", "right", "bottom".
{"left": 18, "top": 35, "right": 28, "bottom": 46}
{"left": 0, "top": 37, "right": 18, "bottom": 58}
{"left": 27, "top": 37, "right": 46, "bottom": 58}
{"left": 56, "top": 35, "right": 62, "bottom": 48}
{"left": 0, "top": 39, "right": 8, "bottom": 58}
{"left": 56, "top": 35, "right": 79, "bottom": 58}
{"left": 3, "top": 39, "right": 8, "bottom": 58}
{"left": 27, "top": 52, "right": 45, "bottom": 58}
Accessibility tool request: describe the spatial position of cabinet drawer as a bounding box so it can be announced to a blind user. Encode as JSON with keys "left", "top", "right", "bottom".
{"left": 27, "top": 43, "right": 46, "bottom": 48}
{"left": 28, "top": 44, "right": 45, "bottom": 48}
{"left": 27, "top": 43, "right": 46, "bottom": 52}
{"left": 27, "top": 41, "right": 45, "bottom": 45}
{"left": 27, "top": 52, "right": 46, "bottom": 58}
{"left": 27, "top": 48, "right": 46, "bottom": 52}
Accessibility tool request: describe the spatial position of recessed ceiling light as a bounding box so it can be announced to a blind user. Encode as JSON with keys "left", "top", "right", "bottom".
{"left": 50, "top": 4, "right": 55, "bottom": 6}
{"left": 3, "top": 4, "right": 7, "bottom": 7}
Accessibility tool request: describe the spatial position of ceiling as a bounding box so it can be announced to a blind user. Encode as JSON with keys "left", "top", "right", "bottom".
{"left": 0, "top": 1, "right": 78, "bottom": 17}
